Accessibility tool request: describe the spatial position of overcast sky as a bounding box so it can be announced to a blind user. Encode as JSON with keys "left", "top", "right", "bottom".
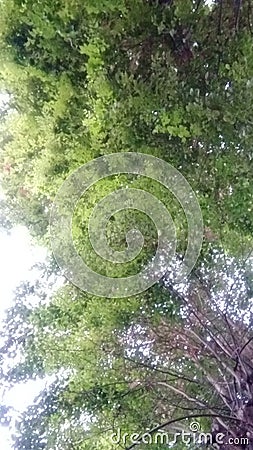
{"left": 0, "top": 224, "right": 48, "bottom": 449}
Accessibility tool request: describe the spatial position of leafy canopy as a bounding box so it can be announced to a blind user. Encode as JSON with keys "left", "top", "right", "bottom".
{"left": 0, "top": 0, "right": 253, "bottom": 449}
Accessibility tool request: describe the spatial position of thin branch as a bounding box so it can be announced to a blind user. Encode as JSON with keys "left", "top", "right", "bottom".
{"left": 124, "top": 356, "right": 200, "bottom": 384}
{"left": 234, "top": 0, "right": 242, "bottom": 31}
{"left": 238, "top": 336, "right": 253, "bottom": 358}
{"left": 248, "top": 0, "right": 253, "bottom": 34}
{"left": 188, "top": 329, "right": 241, "bottom": 384}
{"left": 218, "top": 0, "right": 223, "bottom": 36}
{"left": 156, "top": 381, "right": 207, "bottom": 409}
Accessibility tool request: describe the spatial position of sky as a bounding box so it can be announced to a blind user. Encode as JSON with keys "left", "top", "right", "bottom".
{"left": 0, "top": 224, "right": 48, "bottom": 449}
{"left": 0, "top": 89, "right": 48, "bottom": 447}
{"left": 0, "top": 92, "right": 65, "bottom": 449}
{"left": 0, "top": 224, "right": 47, "bottom": 313}
{"left": 0, "top": 94, "right": 46, "bottom": 448}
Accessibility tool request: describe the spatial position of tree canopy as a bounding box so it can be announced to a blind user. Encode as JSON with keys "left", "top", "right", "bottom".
{"left": 0, "top": 0, "right": 253, "bottom": 449}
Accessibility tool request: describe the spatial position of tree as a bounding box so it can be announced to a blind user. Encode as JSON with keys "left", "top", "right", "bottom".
{"left": 0, "top": 0, "right": 253, "bottom": 448}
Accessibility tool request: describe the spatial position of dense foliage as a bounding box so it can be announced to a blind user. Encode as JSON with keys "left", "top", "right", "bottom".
{"left": 0, "top": 0, "right": 253, "bottom": 449}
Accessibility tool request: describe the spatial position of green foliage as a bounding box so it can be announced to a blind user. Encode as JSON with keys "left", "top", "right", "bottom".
{"left": 1, "top": 0, "right": 253, "bottom": 449}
